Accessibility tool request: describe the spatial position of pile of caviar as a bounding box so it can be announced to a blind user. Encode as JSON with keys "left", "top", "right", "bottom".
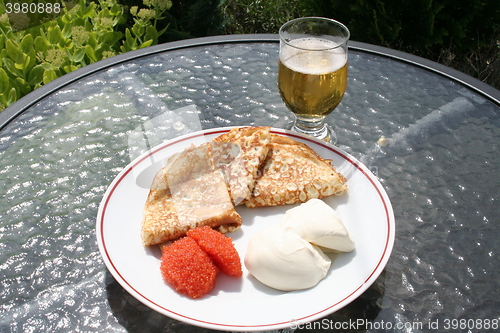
{"left": 160, "top": 226, "right": 242, "bottom": 299}
{"left": 187, "top": 227, "right": 242, "bottom": 277}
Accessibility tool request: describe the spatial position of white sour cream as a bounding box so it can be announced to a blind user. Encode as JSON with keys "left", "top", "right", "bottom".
{"left": 281, "top": 198, "right": 355, "bottom": 252}
{"left": 244, "top": 224, "right": 331, "bottom": 291}
{"left": 244, "top": 199, "right": 355, "bottom": 291}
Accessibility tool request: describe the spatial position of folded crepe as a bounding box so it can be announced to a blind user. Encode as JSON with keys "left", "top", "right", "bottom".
{"left": 141, "top": 143, "right": 242, "bottom": 246}
{"left": 141, "top": 126, "right": 348, "bottom": 246}
{"left": 213, "top": 126, "right": 271, "bottom": 205}
{"left": 245, "top": 134, "right": 348, "bottom": 208}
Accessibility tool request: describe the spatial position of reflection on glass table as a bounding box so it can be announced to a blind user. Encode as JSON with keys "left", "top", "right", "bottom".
{"left": 0, "top": 35, "right": 499, "bottom": 332}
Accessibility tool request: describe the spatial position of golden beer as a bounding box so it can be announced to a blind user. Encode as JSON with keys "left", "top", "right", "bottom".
{"left": 278, "top": 38, "right": 348, "bottom": 119}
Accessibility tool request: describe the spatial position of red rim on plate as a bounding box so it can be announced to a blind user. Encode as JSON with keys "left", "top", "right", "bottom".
{"left": 96, "top": 127, "right": 395, "bottom": 331}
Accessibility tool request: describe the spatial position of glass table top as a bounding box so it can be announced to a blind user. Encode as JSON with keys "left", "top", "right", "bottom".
{"left": 0, "top": 36, "right": 499, "bottom": 332}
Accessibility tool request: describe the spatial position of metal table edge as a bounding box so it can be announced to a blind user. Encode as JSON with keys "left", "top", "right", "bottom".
{"left": 1, "top": 33, "right": 499, "bottom": 131}
{"left": 349, "top": 40, "right": 500, "bottom": 106}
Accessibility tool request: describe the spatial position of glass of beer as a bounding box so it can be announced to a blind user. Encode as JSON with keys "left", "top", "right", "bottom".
{"left": 278, "top": 17, "right": 349, "bottom": 143}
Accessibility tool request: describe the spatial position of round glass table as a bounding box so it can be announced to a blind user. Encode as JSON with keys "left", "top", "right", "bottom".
{"left": 1, "top": 35, "right": 499, "bottom": 332}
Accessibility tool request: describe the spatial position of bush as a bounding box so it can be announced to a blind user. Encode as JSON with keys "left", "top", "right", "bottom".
{"left": 215, "top": 0, "right": 499, "bottom": 89}
{"left": 0, "top": 0, "right": 171, "bottom": 111}
{"left": 218, "top": 0, "right": 312, "bottom": 34}
{"left": 307, "top": 0, "right": 500, "bottom": 89}
{"left": 1, "top": 0, "right": 498, "bottom": 112}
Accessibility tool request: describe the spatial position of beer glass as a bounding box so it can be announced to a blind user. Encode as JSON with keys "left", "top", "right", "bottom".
{"left": 278, "top": 17, "right": 349, "bottom": 143}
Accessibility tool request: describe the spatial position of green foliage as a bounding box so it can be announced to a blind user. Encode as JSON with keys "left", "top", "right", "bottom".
{"left": 159, "top": 0, "right": 317, "bottom": 39}
{"left": 323, "top": 0, "right": 500, "bottom": 88}
{"left": 0, "top": 0, "right": 171, "bottom": 111}
{"left": 1, "top": 0, "right": 498, "bottom": 112}
{"left": 216, "top": 0, "right": 499, "bottom": 89}
{"left": 218, "top": 0, "right": 314, "bottom": 34}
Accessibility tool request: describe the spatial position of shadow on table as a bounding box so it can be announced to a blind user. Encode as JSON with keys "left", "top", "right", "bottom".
{"left": 106, "top": 268, "right": 387, "bottom": 333}
{"left": 294, "top": 270, "right": 386, "bottom": 333}
{"left": 105, "top": 270, "right": 226, "bottom": 333}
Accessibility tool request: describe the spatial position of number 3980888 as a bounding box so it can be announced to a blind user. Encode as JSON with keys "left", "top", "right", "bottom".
{"left": 5, "top": 2, "right": 61, "bottom": 14}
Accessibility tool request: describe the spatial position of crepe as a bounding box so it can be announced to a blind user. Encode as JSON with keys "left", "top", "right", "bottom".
{"left": 213, "top": 126, "right": 271, "bottom": 205}
{"left": 245, "top": 134, "right": 348, "bottom": 208}
{"left": 141, "top": 126, "right": 348, "bottom": 246}
{"left": 141, "top": 143, "right": 242, "bottom": 246}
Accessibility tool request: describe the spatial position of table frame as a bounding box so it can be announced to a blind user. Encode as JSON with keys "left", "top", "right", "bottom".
{"left": 1, "top": 34, "right": 499, "bottom": 131}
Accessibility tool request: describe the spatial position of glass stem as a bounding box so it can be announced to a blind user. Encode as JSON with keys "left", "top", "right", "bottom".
{"left": 292, "top": 115, "right": 336, "bottom": 143}
{"left": 294, "top": 116, "right": 327, "bottom": 132}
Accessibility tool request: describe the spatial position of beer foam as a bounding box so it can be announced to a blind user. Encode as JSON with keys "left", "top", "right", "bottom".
{"left": 280, "top": 38, "right": 347, "bottom": 75}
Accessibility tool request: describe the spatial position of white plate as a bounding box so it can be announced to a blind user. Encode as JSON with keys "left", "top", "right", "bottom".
{"left": 96, "top": 127, "right": 395, "bottom": 331}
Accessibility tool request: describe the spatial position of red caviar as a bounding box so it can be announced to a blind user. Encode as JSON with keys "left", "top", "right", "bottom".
{"left": 160, "top": 236, "right": 218, "bottom": 299}
{"left": 160, "top": 227, "right": 242, "bottom": 299}
{"left": 187, "top": 226, "right": 243, "bottom": 277}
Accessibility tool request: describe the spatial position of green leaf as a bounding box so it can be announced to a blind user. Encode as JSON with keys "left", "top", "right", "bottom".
{"left": 85, "top": 45, "right": 97, "bottom": 62}
{"left": 81, "top": 1, "right": 96, "bottom": 19}
{"left": 6, "top": 40, "right": 24, "bottom": 64}
{"left": 14, "top": 54, "right": 30, "bottom": 71}
{"left": 0, "top": 68, "right": 11, "bottom": 94}
{"left": 24, "top": 54, "right": 32, "bottom": 70}
{"left": 73, "top": 17, "right": 86, "bottom": 27}
{"left": 28, "top": 65, "right": 45, "bottom": 86}
{"left": 20, "top": 34, "right": 33, "bottom": 54}
{"left": 110, "top": 2, "right": 123, "bottom": 16}
{"left": 139, "top": 39, "right": 154, "bottom": 49}
{"left": 34, "top": 36, "right": 50, "bottom": 53}
{"left": 7, "top": 87, "right": 19, "bottom": 105}
{"left": 99, "top": 31, "right": 123, "bottom": 48}
{"left": 40, "top": 62, "right": 53, "bottom": 70}
{"left": 98, "top": 8, "right": 110, "bottom": 19}
{"left": 63, "top": 65, "right": 79, "bottom": 73}
{"left": 84, "top": 20, "right": 93, "bottom": 31}
{"left": 116, "top": 15, "right": 127, "bottom": 26}
{"left": 88, "top": 32, "right": 98, "bottom": 49}
{"left": 26, "top": 48, "right": 37, "bottom": 72}
{"left": 2, "top": 58, "right": 22, "bottom": 77}
{"left": 19, "top": 34, "right": 38, "bottom": 71}
{"left": 43, "top": 69, "right": 58, "bottom": 84}
{"left": 145, "top": 25, "right": 159, "bottom": 44}
{"left": 0, "top": 49, "right": 6, "bottom": 67}
{"left": 59, "top": 11, "right": 72, "bottom": 24}
{"left": 72, "top": 47, "right": 86, "bottom": 63}
{"left": 14, "top": 77, "right": 31, "bottom": 95}
{"left": 121, "top": 28, "right": 137, "bottom": 52}
{"left": 61, "top": 20, "right": 73, "bottom": 39}
{"left": 47, "top": 26, "right": 65, "bottom": 45}
{"left": 132, "top": 23, "right": 145, "bottom": 38}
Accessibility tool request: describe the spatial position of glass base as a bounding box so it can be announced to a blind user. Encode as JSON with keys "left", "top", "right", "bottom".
{"left": 291, "top": 121, "right": 337, "bottom": 144}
